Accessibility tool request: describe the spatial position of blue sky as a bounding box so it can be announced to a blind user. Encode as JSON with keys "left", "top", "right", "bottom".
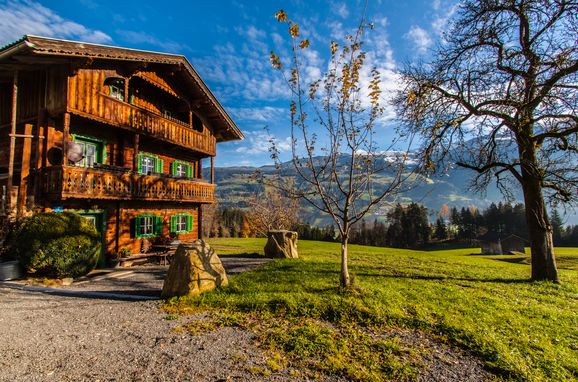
{"left": 0, "top": 0, "right": 457, "bottom": 167}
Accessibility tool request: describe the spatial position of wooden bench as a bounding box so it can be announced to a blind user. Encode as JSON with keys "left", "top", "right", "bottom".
{"left": 118, "top": 251, "right": 173, "bottom": 267}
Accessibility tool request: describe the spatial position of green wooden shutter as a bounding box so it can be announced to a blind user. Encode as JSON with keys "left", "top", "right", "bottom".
{"left": 137, "top": 153, "right": 143, "bottom": 174}
{"left": 171, "top": 161, "right": 177, "bottom": 176}
{"left": 154, "top": 215, "right": 163, "bottom": 236}
{"left": 156, "top": 158, "right": 164, "bottom": 174}
{"left": 186, "top": 164, "right": 192, "bottom": 178}
{"left": 134, "top": 215, "right": 142, "bottom": 238}
{"left": 101, "top": 142, "right": 107, "bottom": 165}
{"left": 186, "top": 214, "right": 193, "bottom": 232}
{"left": 170, "top": 215, "right": 177, "bottom": 233}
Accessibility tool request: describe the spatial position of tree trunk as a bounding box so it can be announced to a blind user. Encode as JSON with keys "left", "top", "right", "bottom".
{"left": 340, "top": 236, "right": 350, "bottom": 288}
{"left": 519, "top": 139, "right": 559, "bottom": 283}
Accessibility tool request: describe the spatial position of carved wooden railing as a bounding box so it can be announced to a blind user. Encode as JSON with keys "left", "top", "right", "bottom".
{"left": 68, "top": 93, "right": 216, "bottom": 155}
{"left": 42, "top": 166, "right": 214, "bottom": 203}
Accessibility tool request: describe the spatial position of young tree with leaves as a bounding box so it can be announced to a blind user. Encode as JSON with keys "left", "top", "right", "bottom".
{"left": 269, "top": 9, "right": 412, "bottom": 288}
{"left": 395, "top": 0, "right": 577, "bottom": 282}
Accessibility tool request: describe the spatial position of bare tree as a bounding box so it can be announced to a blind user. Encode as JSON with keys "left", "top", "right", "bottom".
{"left": 246, "top": 188, "right": 300, "bottom": 237}
{"left": 270, "top": 9, "right": 412, "bottom": 288}
{"left": 394, "top": 0, "right": 578, "bottom": 282}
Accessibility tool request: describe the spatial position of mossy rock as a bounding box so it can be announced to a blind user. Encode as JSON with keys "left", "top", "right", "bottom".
{"left": 11, "top": 212, "right": 101, "bottom": 278}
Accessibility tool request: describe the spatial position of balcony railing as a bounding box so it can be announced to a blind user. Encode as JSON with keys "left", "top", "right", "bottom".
{"left": 68, "top": 93, "right": 216, "bottom": 156}
{"left": 42, "top": 166, "right": 214, "bottom": 203}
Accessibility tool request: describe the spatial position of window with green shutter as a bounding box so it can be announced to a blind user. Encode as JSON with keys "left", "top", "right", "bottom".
{"left": 171, "top": 161, "right": 192, "bottom": 178}
{"left": 138, "top": 153, "right": 164, "bottom": 175}
{"left": 170, "top": 213, "right": 192, "bottom": 233}
{"left": 71, "top": 134, "right": 106, "bottom": 168}
{"left": 135, "top": 214, "right": 163, "bottom": 238}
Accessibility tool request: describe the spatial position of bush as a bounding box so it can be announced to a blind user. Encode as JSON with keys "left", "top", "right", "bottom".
{"left": 11, "top": 212, "right": 101, "bottom": 278}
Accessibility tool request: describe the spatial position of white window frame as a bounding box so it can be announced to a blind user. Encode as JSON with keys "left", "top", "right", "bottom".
{"left": 175, "top": 215, "right": 188, "bottom": 232}
{"left": 139, "top": 216, "right": 154, "bottom": 237}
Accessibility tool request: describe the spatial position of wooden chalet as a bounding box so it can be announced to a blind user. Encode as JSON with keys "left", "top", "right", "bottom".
{"left": 0, "top": 35, "right": 243, "bottom": 261}
{"left": 479, "top": 232, "right": 528, "bottom": 255}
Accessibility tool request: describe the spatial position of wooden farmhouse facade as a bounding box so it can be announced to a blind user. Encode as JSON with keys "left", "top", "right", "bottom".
{"left": 0, "top": 35, "right": 243, "bottom": 259}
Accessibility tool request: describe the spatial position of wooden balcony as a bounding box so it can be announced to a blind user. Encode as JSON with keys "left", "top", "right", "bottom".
{"left": 42, "top": 165, "right": 214, "bottom": 203}
{"left": 67, "top": 93, "right": 216, "bottom": 156}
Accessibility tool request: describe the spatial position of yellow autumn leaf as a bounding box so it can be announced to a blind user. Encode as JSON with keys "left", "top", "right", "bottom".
{"left": 275, "top": 10, "right": 287, "bottom": 22}
{"left": 289, "top": 23, "right": 300, "bottom": 37}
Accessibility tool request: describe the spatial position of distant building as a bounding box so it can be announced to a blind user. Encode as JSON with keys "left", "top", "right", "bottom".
{"left": 479, "top": 232, "right": 528, "bottom": 255}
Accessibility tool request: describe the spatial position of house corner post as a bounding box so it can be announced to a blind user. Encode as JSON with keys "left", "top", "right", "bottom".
{"left": 7, "top": 71, "right": 19, "bottom": 215}
{"left": 17, "top": 123, "right": 33, "bottom": 216}
{"left": 62, "top": 112, "right": 70, "bottom": 166}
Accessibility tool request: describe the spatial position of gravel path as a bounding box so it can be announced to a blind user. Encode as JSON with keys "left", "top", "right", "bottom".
{"left": 0, "top": 256, "right": 492, "bottom": 381}
{"left": 0, "top": 288, "right": 324, "bottom": 381}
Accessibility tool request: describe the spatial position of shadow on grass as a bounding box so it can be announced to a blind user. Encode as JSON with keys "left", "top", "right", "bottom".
{"left": 489, "top": 257, "right": 528, "bottom": 265}
{"left": 354, "top": 273, "right": 530, "bottom": 284}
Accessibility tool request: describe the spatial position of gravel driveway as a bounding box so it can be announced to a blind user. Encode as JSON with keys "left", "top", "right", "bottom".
{"left": 0, "top": 256, "right": 492, "bottom": 381}
{"left": 0, "top": 287, "right": 324, "bottom": 381}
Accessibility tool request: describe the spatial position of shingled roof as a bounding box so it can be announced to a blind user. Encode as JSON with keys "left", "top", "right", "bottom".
{"left": 0, "top": 35, "right": 243, "bottom": 142}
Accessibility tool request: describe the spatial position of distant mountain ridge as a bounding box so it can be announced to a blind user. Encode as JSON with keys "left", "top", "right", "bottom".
{"left": 205, "top": 156, "right": 578, "bottom": 226}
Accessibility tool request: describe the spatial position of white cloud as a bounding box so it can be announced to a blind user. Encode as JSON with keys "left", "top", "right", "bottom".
{"left": 430, "top": 1, "right": 460, "bottom": 35}
{"left": 0, "top": 0, "right": 111, "bottom": 45}
{"left": 193, "top": 24, "right": 291, "bottom": 102}
{"left": 229, "top": 106, "right": 286, "bottom": 122}
{"left": 235, "top": 130, "right": 291, "bottom": 155}
{"left": 333, "top": 2, "right": 349, "bottom": 19}
{"left": 117, "top": 30, "right": 189, "bottom": 53}
{"left": 404, "top": 25, "right": 432, "bottom": 54}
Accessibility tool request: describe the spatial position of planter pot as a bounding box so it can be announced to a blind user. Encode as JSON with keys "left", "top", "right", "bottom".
{"left": 0, "top": 261, "right": 23, "bottom": 281}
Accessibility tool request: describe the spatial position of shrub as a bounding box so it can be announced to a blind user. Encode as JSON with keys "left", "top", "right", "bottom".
{"left": 11, "top": 212, "right": 101, "bottom": 278}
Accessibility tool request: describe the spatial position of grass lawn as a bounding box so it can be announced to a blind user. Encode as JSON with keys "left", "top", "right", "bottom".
{"left": 166, "top": 239, "right": 578, "bottom": 381}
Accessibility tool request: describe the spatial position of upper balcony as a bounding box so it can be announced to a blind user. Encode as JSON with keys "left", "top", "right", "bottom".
{"left": 41, "top": 165, "right": 214, "bottom": 204}
{"left": 67, "top": 92, "right": 216, "bottom": 156}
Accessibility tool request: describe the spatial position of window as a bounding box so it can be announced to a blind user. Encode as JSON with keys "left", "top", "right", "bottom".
{"left": 72, "top": 135, "right": 106, "bottom": 168}
{"left": 170, "top": 213, "right": 192, "bottom": 234}
{"left": 137, "top": 153, "right": 164, "bottom": 175}
{"left": 139, "top": 215, "right": 154, "bottom": 236}
{"left": 171, "top": 161, "right": 192, "bottom": 178}
{"left": 135, "top": 214, "right": 162, "bottom": 238}
{"left": 104, "top": 77, "right": 125, "bottom": 101}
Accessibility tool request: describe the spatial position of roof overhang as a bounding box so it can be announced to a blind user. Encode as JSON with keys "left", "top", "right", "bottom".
{"left": 0, "top": 35, "right": 243, "bottom": 142}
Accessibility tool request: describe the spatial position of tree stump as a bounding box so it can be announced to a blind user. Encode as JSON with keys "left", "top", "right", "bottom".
{"left": 161, "top": 240, "right": 228, "bottom": 298}
{"left": 264, "top": 230, "right": 299, "bottom": 259}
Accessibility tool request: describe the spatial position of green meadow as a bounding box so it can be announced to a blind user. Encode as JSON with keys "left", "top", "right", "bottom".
{"left": 166, "top": 239, "right": 578, "bottom": 381}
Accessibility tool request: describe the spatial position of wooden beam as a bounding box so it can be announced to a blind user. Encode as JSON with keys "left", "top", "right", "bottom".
{"left": 6, "top": 71, "right": 18, "bottom": 214}
{"left": 198, "top": 158, "right": 203, "bottom": 179}
{"left": 133, "top": 133, "right": 140, "bottom": 171}
{"left": 62, "top": 112, "right": 70, "bottom": 166}
{"left": 210, "top": 156, "right": 215, "bottom": 185}
{"left": 30, "top": 109, "right": 47, "bottom": 207}
{"left": 17, "top": 123, "right": 33, "bottom": 216}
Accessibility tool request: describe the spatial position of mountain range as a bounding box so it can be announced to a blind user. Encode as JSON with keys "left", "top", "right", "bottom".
{"left": 205, "top": 155, "right": 577, "bottom": 226}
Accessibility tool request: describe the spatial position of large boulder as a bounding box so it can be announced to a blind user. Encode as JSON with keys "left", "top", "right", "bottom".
{"left": 161, "top": 240, "right": 228, "bottom": 298}
{"left": 264, "top": 230, "right": 299, "bottom": 259}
